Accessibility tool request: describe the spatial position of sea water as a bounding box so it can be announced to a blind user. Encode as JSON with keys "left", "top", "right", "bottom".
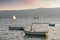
{"left": 0, "top": 18, "right": 60, "bottom": 40}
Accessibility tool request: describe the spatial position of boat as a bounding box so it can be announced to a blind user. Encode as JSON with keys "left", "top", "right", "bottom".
{"left": 24, "top": 23, "right": 49, "bottom": 36}
{"left": 9, "top": 27, "right": 24, "bottom": 31}
{"left": 49, "top": 24, "right": 55, "bottom": 26}
{"left": 12, "top": 15, "right": 16, "bottom": 20}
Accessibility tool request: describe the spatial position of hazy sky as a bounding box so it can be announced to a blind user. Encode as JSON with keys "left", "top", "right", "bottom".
{"left": 0, "top": 0, "right": 60, "bottom": 10}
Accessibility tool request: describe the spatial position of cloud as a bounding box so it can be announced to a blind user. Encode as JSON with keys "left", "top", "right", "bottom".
{"left": 23, "top": 0, "right": 37, "bottom": 4}
{"left": 0, "top": 3, "right": 55, "bottom": 10}
{"left": 35, "top": 3, "right": 54, "bottom": 8}
{"left": 0, "top": 0, "right": 60, "bottom": 10}
{"left": 25, "top": 0, "right": 55, "bottom": 8}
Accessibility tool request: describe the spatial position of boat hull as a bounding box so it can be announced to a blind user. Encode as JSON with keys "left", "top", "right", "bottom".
{"left": 24, "top": 31, "right": 47, "bottom": 36}
{"left": 9, "top": 27, "right": 24, "bottom": 31}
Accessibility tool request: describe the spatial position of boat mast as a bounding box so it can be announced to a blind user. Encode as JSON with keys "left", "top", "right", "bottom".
{"left": 30, "top": 26, "right": 32, "bottom": 32}
{"left": 30, "top": 23, "right": 33, "bottom": 32}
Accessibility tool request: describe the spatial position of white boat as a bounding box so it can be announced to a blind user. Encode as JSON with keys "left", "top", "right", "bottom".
{"left": 24, "top": 23, "right": 49, "bottom": 36}
{"left": 13, "top": 15, "right": 16, "bottom": 20}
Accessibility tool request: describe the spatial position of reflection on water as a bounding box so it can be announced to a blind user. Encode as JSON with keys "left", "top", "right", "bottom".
{"left": 24, "top": 36, "right": 46, "bottom": 40}
{"left": 0, "top": 31, "right": 47, "bottom": 40}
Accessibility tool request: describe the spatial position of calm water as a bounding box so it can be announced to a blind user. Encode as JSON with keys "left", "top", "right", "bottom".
{"left": 0, "top": 18, "right": 60, "bottom": 40}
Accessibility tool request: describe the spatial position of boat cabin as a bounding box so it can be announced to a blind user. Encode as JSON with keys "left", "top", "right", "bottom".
{"left": 24, "top": 23, "right": 49, "bottom": 36}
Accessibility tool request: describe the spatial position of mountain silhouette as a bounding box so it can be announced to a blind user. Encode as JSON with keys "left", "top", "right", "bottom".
{"left": 0, "top": 8, "right": 60, "bottom": 18}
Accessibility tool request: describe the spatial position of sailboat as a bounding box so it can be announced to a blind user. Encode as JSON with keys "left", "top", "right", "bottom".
{"left": 12, "top": 15, "right": 16, "bottom": 20}
{"left": 24, "top": 23, "right": 48, "bottom": 36}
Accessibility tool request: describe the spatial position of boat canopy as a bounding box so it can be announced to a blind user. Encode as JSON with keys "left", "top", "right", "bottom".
{"left": 30, "top": 23, "right": 49, "bottom": 32}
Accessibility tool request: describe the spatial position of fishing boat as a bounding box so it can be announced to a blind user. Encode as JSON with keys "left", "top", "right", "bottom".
{"left": 24, "top": 31, "right": 48, "bottom": 36}
{"left": 9, "top": 26, "right": 24, "bottom": 31}
{"left": 49, "top": 24, "right": 55, "bottom": 26}
{"left": 24, "top": 23, "right": 49, "bottom": 36}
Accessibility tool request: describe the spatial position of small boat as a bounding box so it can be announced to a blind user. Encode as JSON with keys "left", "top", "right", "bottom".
{"left": 12, "top": 15, "right": 16, "bottom": 20}
{"left": 24, "top": 23, "right": 49, "bottom": 36}
{"left": 49, "top": 24, "right": 55, "bottom": 26}
{"left": 9, "top": 27, "right": 24, "bottom": 31}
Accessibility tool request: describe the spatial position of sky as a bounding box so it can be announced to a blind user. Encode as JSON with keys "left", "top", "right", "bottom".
{"left": 0, "top": 0, "right": 60, "bottom": 10}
